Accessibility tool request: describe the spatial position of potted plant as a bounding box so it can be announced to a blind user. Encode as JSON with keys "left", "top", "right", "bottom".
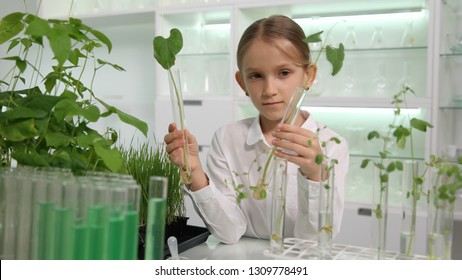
{"left": 0, "top": 10, "right": 147, "bottom": 173}
{"left": 121, "top": 141, "right": 211, "bottom": 259}
{"left": 0, "top": 6, "right": 151, "bottom": 260}
{"left": 120, "top": 141, "right": 185, "bottom": 223}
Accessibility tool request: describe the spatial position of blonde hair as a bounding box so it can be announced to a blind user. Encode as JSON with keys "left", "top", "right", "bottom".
{"left": 236, "top": 15, "right": 311, "bottom": 70}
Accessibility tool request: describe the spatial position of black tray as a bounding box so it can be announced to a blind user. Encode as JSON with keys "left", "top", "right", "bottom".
{"left": 164, "top": 225, "right": 210, "bottom": 258}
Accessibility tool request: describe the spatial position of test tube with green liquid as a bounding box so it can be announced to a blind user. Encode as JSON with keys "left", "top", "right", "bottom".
{"left": 1, "top": 172, "right": 18, "bottom": 259}
{"left": 15, "top": 174, "right": 34, "bottom": 260}
{"left": 87, "top": 182, "right": 110, "bottom": 260}
{"left": 107, "top": 186, "right": 128, "bottom": 260}
{"left": 72, "top": 177, "right": 93, "bottom": 260}
{"left": 123, "top": 181, "right": 141, "bottom": 260}
{"left": 34, "top": 173, "right": 62, "bottom": 260}
{"left": 54, "top": 177, "right": 78, "bottom": 260}
{"left": 144, "top": 176, "right": 168, "bottom": 260}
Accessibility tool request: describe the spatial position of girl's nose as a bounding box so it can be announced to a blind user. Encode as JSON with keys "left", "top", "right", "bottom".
{"left": 263, "top": 77, "right": 278, "bottom": 97}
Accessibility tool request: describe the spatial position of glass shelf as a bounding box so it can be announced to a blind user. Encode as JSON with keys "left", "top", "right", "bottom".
{"left": 345, "top": 46, "right": 427, "bottom": 52}
{"left": 440, "top": 105, "right": 462, "bottom": 110}
{"left": 440, "top": 52, "right": 462, "bottom": 58}
{"left": 350, "top": 153, "right": 425, "bottom": 161}
{"left": 178, "top": 52, "right": 229, "bottom": 57}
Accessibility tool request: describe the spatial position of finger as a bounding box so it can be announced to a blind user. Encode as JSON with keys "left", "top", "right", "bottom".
{"left": 168, "top": 122, "right": 177, "bottom": 133}
{"left": 276, "top": 123, "right": 316, "bottom": 138}
{"left": 273, "top": 138, "right": 320, "bottom": 159}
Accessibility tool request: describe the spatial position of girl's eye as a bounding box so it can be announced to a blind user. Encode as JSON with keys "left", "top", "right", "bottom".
{"left": 248, "top": 73, "right": 262, "bottom": 80}
{"left": 279, "top": 70, "right": 290, "bottom": 77}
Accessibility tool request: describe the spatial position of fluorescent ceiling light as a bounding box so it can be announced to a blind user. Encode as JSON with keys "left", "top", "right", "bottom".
{"left": 293, "top": 9, "right": 425, "bottom": 25}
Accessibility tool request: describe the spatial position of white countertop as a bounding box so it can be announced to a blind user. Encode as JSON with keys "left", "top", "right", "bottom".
{"left": 180, "top": 236, "right": 275, "bottom": 260}
{"left": 179, "top": 235, "right": 428, "bottom": 260}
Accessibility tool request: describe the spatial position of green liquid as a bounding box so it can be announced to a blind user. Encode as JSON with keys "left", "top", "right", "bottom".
{"left": 54, "top": 207, "right": 74, "bottom": 260}
{"left": 123, "top": 210, "right": 139, "bottom": 260}
{"left": 107, "top": 214, "right": 124, "bottom": 260}
{"left": 144, "top": 198, "right": 166, "bottom": 260}
{"left": 36, "top": 202, "right": 55, "bottom": 260}
{"left": 87, "top": 205, "right": 108, "bottom": 260}
{"left": 72, "top": 223, "right": 89, "bottom": 260}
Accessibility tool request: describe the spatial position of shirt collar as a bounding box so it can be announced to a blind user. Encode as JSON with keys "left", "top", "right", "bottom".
{"left": 245, "top": 111, "right": 319, "bottom": 146}
{"left": 246, "top": 116, "right": 263, "bottom": 146}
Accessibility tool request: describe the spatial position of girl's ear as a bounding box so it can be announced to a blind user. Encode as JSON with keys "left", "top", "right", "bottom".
{"left": 235, "top": 71, "right": 247, "bottom": 94}
{"left": 304, "top": 64, "right": 318, "bottom": 90}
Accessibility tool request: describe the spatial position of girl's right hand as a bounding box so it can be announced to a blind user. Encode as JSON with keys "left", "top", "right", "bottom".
{"left": 164, "top": 123, "right": 208, "bottom": 191}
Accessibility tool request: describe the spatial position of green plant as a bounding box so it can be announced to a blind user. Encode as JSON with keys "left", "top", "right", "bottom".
{"left": 0, "top": 10, "right": 147, "bottom": 174}
{"left": 361, "top": 86, "right": 433, "bottom": 257}
{"left": 427, "top": 161, "right": 462, "bottom": 259}
{"left": 152, "top": 29, "right": 192, "bottom": 184}
{"left": 121, "top": 141, "right": 184, "bottom": 225}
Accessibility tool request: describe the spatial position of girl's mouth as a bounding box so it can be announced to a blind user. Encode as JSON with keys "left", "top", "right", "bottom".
{"left": 263, "top": 101, "right": 283, "bottom": 107}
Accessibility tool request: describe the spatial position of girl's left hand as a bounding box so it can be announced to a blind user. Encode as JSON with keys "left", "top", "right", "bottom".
{"left": 271, "top": 123, "right": 324, "bottom": 181}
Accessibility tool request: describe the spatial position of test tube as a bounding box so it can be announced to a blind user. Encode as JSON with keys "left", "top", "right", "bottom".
{"left": 54, "top": 176, "right": 78, "bottom": 260}
{"left": 87, "top": 180, "right": 110, "bottom": 260}
{"left": 123, "top": 180, "right": 141, "bottom": 260}
{"left": 72, "top": 176, "right": 92, "bottom": 260}
{"left": 15, "top": 173, "right": 34, "bottom": 259}
{"left": 270, "top": 158, "right": 288, "bottom": 255}
{"left": 107, "top": 185, "right": 128, "bottom": 260}
{"left": 144, "top": 176, "right": 168, "bottom": 260}
{"left": 1, "top": 171, "right": 18, "bottom": 259}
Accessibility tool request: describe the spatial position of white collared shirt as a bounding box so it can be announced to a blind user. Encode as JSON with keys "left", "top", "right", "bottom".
{"left": 185, "top": 112, "right": 349, "bottom": 244}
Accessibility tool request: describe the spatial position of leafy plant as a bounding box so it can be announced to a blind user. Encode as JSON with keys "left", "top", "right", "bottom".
{"left": 152, "top": 29, "right": 192, "bottom": 184}
{"left": 120, "top": 141, "right": 184, "bottom": 225}
{"left": 427, "top": 160, "right": 462, "bottom": 259}
{"left": 0, "top": 11, "right": 147, "bottom": 174}
{"left": 360, "top": 86, "right": 433, "bottom": 257}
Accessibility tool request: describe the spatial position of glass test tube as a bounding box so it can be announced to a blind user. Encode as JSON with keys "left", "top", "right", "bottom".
{"left": 124, "top": 181, "right": 141, "bottom": 260}
{"left": 144, "top": 176, "right": 168, "bottom": 260}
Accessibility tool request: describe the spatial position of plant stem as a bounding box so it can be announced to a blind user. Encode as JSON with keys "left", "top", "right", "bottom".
{"left": 404, "top": 93, "right": 417, "bottom": 257}
{"left": 168, "top": 68, "right": 191, "bottom": 184}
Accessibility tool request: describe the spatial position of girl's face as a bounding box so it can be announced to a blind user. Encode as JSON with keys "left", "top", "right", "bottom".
{"left": 236, "top": 39, "right": 310, "bottom": 127}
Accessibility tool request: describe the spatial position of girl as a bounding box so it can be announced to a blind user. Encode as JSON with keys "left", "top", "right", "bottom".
{"left": 164, "top": 15, "right": 349, "bottom": 244}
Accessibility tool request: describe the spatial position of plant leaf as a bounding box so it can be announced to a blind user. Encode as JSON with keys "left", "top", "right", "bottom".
{"left": 94, "top": 140, "right": 123, "bottom": 172}
{"left": 45, "top": 131, "right": 72, "bottom": 148}
{"left": 12, "top": 149, "right": 49, "bottom": 167}
{"left": 326, "top": 43, "right": 344, "bottom": 76}
{"left": 153, "top": 28, "right": 183, "bottom": 70}
{"left": 47, "top": 28, "right": 71, "bottom": 67}
{"left": 97, "top": 59, "right": 125, "bottom": 71}
{"left": 1, "top": 106, "right": 47, "bottom": 120}
{"left": 24, "top": 17, "right": 50, "bottom": 37}
{"left": 96, "top": 97, "right": 148, "bottom": 137}
{"left": 0, "top": 12, "right": 25, "bottom": 45}
{"left": 0, "top": 118, "right": 38, "bottom": 141}
{"left": 360, "top": 159, "right": 370, "bottom": 168}
{"left": 304, "top": 31, "right": 323, "bottom": 43}
{"left": 88, "top": 28, "right": 112, "bottom": 53}
{"left": 410, "top": 117, "right": 433, "bottom": 132}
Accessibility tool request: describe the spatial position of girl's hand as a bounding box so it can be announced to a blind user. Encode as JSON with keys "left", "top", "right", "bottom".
{"left": 164, "top": 122, "right": 208, "bottom": 190}
{"left": 271, "top": 123, "right": 324, "bottom": 181}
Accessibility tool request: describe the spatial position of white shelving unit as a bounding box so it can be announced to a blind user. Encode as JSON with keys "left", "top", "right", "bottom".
{"left": 11, "top": 0, "right": 461, "bottom": 256}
